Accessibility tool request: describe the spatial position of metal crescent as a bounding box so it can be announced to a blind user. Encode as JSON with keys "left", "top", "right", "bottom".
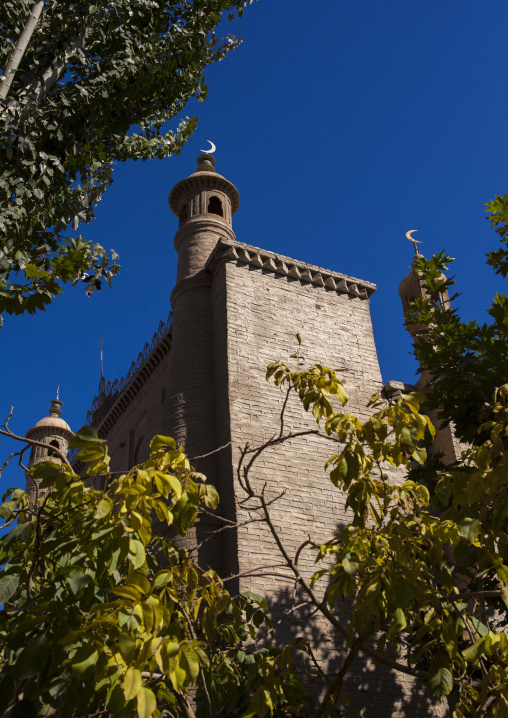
{"left": 200, "top": 140, "right": 216, "bottom": 154}
{"left": 406, "top": 229, "right": 418, "bottom": 241}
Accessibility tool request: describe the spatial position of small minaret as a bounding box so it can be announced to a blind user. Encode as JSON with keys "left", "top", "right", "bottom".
{"left": 399, "top": 241, "right": 462, "bottom": 464}
{"left": 24, "top": 397, "right": 74, "bottom": 502}
{"left": 399, "top": 231, "right": 451, "bottom": 336}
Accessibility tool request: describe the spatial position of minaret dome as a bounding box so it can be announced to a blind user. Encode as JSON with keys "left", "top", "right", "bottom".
{"left": 24, "top": 398, "right": 74, "bottom": 502}
{"left": 168, "top": 153, "right": 240, "bottom": 229}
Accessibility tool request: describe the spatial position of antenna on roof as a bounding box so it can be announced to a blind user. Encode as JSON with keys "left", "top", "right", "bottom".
{"left": 99, "top": 339, "right": 104, "bottom": 379}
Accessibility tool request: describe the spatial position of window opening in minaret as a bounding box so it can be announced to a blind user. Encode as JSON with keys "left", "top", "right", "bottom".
{"left": 179, "top": 203, "right": 188, "bottom": 225}
{"left": 48, "top": 439, "right": 60, "bottom": 457}
{"left": 208, "top": 195, "right": 223, "bottom": 217}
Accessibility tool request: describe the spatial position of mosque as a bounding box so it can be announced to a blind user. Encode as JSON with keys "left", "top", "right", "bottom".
{"left": 24, "top": 151, "right": 458, "bottom": 716}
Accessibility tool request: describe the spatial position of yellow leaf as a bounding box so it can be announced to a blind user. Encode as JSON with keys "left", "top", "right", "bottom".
{"left": 124, "top": 666, "right": 142, "bottom": 701}
{"left": 129, "top": 539, "right": 146, "bottom": 569}
{"left": 137, "top": 686, "right": 157, "bottom": 718}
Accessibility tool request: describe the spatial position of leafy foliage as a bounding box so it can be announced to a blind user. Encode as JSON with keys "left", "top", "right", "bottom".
{"left": 264, "top": 358, "right": 508, "bottom": 714}
{"left": 0, "top": 427, "right": 307, "bottom": 717}
{"left": 0, "top": 0, "right": 253, "bottom": 321}
{"left": 260, "top": 199, "right": 508, "bottom": 715}
{"left": 404, "top": 195, "right": 508, "bottom": 445}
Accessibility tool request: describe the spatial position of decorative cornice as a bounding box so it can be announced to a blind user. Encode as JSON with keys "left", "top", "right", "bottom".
{"left": 86, "top": 329, "right": 172, "bottom": 440}
{"left": 207, "top": 239, "right": 376, "bottom": 298}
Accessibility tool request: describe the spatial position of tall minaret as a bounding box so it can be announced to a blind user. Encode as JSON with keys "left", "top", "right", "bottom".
{"left": 24, "top": 398, "right": 74, "bottom": 502}
{"left": 167, "top": 152, "right": 239, "bottom": 469}
{"left": 166, "top": 151, "right": 240, "bottom": 567}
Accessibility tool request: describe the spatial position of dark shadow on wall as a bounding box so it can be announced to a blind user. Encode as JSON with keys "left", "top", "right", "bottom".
{"left": 262, "top": 580, "right": 449, "bottom": 717}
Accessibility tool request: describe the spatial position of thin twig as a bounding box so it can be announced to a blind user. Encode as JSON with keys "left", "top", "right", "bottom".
{"left": 0, "top": 427, "right": 71, "bottom": 468}
{"left": 190, "top": 516, "right": 265, "bottom": 554}
{"left": 315, "top": 637, "right": 364, "bottom": 717}
{"left": 189, "top": 441, "right": 231, "bottom": 462}
{"left": 178, "top": 603, "right": 212, "bottom": 718}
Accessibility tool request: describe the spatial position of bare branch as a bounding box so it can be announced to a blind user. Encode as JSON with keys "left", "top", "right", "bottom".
{"left": 315, "top": 637, "right": 364, "bottom": 717}
{"left": 0, "top": 1, "right": 44, "bottom": 101}
{"left": 190, "top": 515, "right": 265, "bottom": 554}
{"left": 189, "top": 441, "right": 231, "bottom": 462}
{"left": 254, "top": 479, "right": 429, "bottom": 680}
{"left": 0, "top": 426, "right": 71, "bottom": 469}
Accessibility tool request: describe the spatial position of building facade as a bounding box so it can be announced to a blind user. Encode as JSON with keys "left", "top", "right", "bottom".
{"left": 71, "top": 153, "right": 455, "bottom": 715}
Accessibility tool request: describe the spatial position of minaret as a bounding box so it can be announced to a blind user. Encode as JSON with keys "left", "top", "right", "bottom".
{"left": 167, "top": 152, "right": 239, "bottom": 473}
{"left": 399, "top": 245, "right": 463, "bottom": 464}
{"left": 24, "top": 398, "right": 74, "bottom": 502}
{"left": 166, "top": 151, "right": 240, "bottom": 567}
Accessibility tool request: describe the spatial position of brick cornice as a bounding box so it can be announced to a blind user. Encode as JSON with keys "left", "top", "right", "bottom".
{"left": 207, "top": 239, "right": 376, "bottom": 298}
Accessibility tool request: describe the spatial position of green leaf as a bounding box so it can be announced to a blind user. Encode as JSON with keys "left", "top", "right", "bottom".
{"left": 202, "top": 607, "right": 217, "bottom": 642}
{"left": 76, "top": 444, "right": 105, "bottom": 462}
{"left": 0, "top": 572, "right": 19, "bottom": 603}
{"left": 95, "top": 497, "right": 113, "bottom": 518}
{"left": 71, "top": 645, "right": 99, "bottom": 676}
{"left": 15, "top": 635, "right": 50, "bottom": 679}
{"left": 69, "top": 425, "right": 105, "bottom": 448}
{"left": 458, "top": 518, "right": 481, "bottom": 543}
{"left": 149, "top": 436, "right": 176, "bottom": 452}
{"left": 129, "top": 539, "right": 146, "bottom": 569}
{"left": 67, "top": 570, "right": 92, "bottom": 596}
{"left": 427, "top": 666, "right": 453, "bottom": 699}
{"left": 252, "top": 687, "right": 272, "bottom": 718}
{"left": 342, "top": 556, "right": 359, "bottom": 576}
{"left": 1, "top": 523, "right": 25, "bottom": 548}
{"left": 462, "top": 635, "right": 488, "bottom": 663}
{"left": 393, "top": 607, "right": 407, "bottom": 632}
{"left": 0, "top": 500, "right": 17, "bottom": 518}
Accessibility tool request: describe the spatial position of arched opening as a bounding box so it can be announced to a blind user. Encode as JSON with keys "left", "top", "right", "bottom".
{"left": 207, "top": 195, "right": 223, "bottom": 217}
{"left": 179, "top": 203, "right": 188, "bottom": 225}
{"left": 133, "top": 435, "right": 145, "bottom": 465}
{"left": 48, "top": 439, "right": 60, "bottom": 458}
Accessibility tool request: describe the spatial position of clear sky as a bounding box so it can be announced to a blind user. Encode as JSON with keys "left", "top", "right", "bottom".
{"left": 1, "top": 0, "right": 507, "bottom": 492}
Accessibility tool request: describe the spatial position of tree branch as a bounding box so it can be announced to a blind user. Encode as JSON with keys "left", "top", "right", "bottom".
{"left": 0, "top": 1, "right": 44, "bottom": 101}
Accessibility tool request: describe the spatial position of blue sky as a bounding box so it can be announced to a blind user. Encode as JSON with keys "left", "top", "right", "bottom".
{"left": 1, "top": 0, "right": 507, "bottom": 492}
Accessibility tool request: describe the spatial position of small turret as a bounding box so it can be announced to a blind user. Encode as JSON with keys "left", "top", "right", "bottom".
{"left": 399, "top": 245, "right": 450, "bottom": 337}
{"left": 399, "top": 240, "right": 462, "bottom": 464}
{"left": 24, "top": 397, "right": 74, "bottom": 502}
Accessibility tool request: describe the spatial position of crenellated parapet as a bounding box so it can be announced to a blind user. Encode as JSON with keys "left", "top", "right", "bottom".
{"left": 208, "top": 238, "right": 376, "bottom": 299}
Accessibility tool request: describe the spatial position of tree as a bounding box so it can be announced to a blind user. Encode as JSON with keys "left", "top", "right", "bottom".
{"left": 0, "top": 0, "right": 253, "bottom": 323}
{"left": 0, "top": 428, "right": 310, "bottom": 718}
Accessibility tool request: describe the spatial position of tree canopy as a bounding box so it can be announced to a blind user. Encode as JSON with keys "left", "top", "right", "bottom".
{"left": 0, "top": 0, "right": 253, "bottom": 323}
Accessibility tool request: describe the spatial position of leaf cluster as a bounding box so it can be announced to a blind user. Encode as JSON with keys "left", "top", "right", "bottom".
{"left": 0, "top": 0, "right": 254, "bottom": 322}
{"left": 266, "top": 355, "right": 508, "bottom": 714}
{"left": 0, "top": 427, "right": 305, "bottom": 718}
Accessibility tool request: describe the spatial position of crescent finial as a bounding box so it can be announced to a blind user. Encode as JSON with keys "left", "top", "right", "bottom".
{"left": 200, "top": 140, "right": 216, "bottom": 154}
{"left": 406, "top": 229, "right": 422, "bottom": 255}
